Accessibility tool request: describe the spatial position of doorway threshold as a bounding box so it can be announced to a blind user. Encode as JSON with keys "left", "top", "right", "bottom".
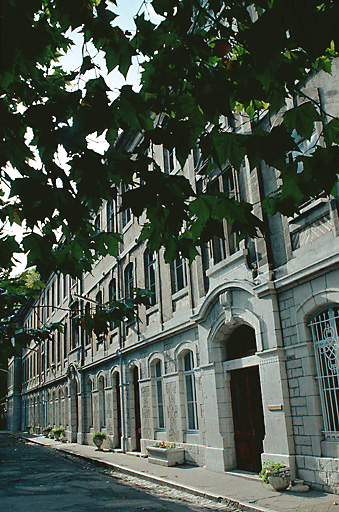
{"left": 224, "top": 469, "right": 261, "bottom": 482}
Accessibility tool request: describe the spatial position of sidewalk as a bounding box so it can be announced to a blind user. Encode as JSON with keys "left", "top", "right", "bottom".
{"left": 16, "top": 433, "right": 339, "bottom": 512}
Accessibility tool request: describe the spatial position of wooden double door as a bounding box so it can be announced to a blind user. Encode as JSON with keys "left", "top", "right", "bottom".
{"left": 230, "top": 365, "right": 265, "bottom": 473}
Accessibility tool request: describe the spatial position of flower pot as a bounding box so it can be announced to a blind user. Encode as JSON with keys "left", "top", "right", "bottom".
{"left": 146, "top": 446, "right": 185, "bottom": 467}
{"left": 93, "top": 438, "right": 104, "bottom": 450}
{"left": 268, "top": 467, "right": 291, "bottom": 491}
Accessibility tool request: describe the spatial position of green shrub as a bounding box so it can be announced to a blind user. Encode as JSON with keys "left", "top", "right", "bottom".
{"left": 92, "top": 431, "right": 107, "bottom": 441}
{"left": 259, "top": 461, "right": 287, "bottom": 485}
{"left": 52, "top": 427, "right": 65, "bottom": 438}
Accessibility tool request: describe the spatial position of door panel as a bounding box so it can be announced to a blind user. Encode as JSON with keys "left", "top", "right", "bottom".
{"left": 230, "top": 366, "right": 265, "bottom": 472}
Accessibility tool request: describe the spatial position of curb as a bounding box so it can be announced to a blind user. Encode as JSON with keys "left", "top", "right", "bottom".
{"left": 18, "top": 434, "right": 275, "bottom": 512}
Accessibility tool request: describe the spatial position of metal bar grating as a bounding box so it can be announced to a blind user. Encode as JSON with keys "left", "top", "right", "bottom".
{"left": 309, "top": 307, "right": 339, "bottom": 438}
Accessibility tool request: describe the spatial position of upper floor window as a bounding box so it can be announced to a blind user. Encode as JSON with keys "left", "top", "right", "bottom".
{"left": 144, "top": 250, "right": 157, "bottom": 306}
{"left": 71, "top": 302, "right": 79, "bottom": 350}
{"left": 109, "top": 279, "right": 116, "bottom": 330}
{"left": 63, "top": 274, "right": 68, "bottom": 299}
{"left": 56, "top": 274, "right": 60, "bottom": 306}
{"left": 170, "top": 257, "right": 187, "bottom": 294}
{"left": 94, "top": 214, "right": 101, "bottom": 233}
{"left": 289, "top": 196, "right": 333, "bottom": 251}
{"left": 84, "top": 303, "right": 91, "bottom": 346}
{"left": 121, "top": 184, "right": 132, "bottom": 228}
{"left": 164, "top": 147, "right": 176, "bottom": 174}
{"left": 310, "top": 306, "right": 339, "bottom": 439}
{"left": 208, "top": 167, "right": 239, "bottom": 265}
{"left": 107, "top": 199, "right": 117, "bottom": 232}
{"left": 124, "top": 263, "right": 134, "bottom": 299}
{"left": 183, "top": 351, "right": 198, "bottom": 431}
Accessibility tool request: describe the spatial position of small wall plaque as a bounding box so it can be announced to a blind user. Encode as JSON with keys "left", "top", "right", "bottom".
{"left": 268, "top": 404, "right": 283, "bottom": 411}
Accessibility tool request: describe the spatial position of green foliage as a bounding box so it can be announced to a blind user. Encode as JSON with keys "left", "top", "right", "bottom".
{"left": 259, "top": 461, "right": 288, "bottom": 485}
{"left": 52, "top": 427, "right": 65, "bottom": 438}
{"left": 43, "top": 425, "right": 53, "bottom": 433}
{"left": 92, "top": 431, "right": 107, "bottom": 441}
{"left": 0, "top": 0, "right": 338, "bottom": 358}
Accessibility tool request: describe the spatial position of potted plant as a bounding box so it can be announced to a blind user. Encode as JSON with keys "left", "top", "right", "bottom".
{"left": 92, "top": 431, "right": 107, "bottom": 450}
{"left": 27, "top": 424, "right": 33, "bottom": 434}
{"left": 43, "top": 425, "right": 53, "bottom": 437}
{"left": 259, "top": 461, "right": 291, "bottom": 491}
{"left": 146, "top": 442, "right": 185, "bottom": 467}
{"left": 52, "top": 427, "right": 65, "bottom": 441}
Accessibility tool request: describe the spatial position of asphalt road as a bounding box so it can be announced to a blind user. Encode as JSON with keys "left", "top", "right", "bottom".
{"left": 0, "top": 433, "right": 237, "bottom": 512}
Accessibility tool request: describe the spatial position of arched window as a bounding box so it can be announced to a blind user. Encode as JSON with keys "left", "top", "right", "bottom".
{"left": 99, "top": 376, "right": 106, "bottom": 428}
{"left": 154, "top": 361, "right": 164, "bottom": 429}
{"left": 183, "top": 351, "right": 198, "bottom": 431}
{"left": 144, "top": 250, "right": 157, "bottom": 306}
{"left": 310, "top": 306, "right": 339, "bottom": 438}
{"left": 86, "top": 379, "right": 93, "bottom": 429}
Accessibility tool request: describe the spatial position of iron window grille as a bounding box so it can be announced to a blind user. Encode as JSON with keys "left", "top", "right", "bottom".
{"left": 310, "top": 306, "right": 339, "bottom": 439}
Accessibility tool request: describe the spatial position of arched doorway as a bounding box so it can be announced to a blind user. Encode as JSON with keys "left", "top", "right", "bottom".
{"left": 227, "top": 325, "right": 265, "bottom": 473}
{"left": 131, "top": 366, "right": 141, "bottom": 452}
{"left": 70, "top": 379, "right": 78, "bottom": 443}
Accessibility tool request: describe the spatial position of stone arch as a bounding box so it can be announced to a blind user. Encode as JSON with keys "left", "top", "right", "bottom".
{"left": 296, "top": 288, "right": 339, "bottom": 344}
{"left": 147, "top": 351, "right": 165, "bottom": 379}
{"left": 173, "top": 341, "right": 198, "bottom": 373}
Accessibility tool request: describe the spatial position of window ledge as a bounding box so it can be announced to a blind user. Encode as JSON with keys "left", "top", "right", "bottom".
{"left": 172, "top": 288, "right": 188, "bottom": 301}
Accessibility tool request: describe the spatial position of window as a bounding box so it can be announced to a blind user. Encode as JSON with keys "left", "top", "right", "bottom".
{"left": 164, "top": 147, "right": 176, "bottom": 173}
{"left": 170, "top": 257, "right": 187, "bottom": 294}
{"left": 121, "top": 184, "right": 132, "bottom": 228}
{"left": 99, "top": 376, "right": 106, "bottom": 428}
{"left": 155, "top": 361, "right": 165, "bottom": 429}
{"left": 63, "top": 323, "right": 68, "bottom": 360}
{"left": 310, "top": 307, "right": 339, "bottom": 439}
{"left": 109, "top": 279, "right": 116, "bottom": 331}
{"left": 144, "top": 250, "right": 157, "bottom": 306}
{"left": 208, "top": 168, "right": 239, "bottom": 265}
{"left": 96, "top": 292, "right": 103, "bottom": 344}
{"left": 63, "top": 274, "right": 68, "bottom": 299}
{"left": 124, "top": 263, "right": 134, "bottom": 299}
{"left": 84, "top": 303, "right": 91, "bottom": 346}
{"left": 56, "top": 330, "right": 61, "bottom": 363}
{"left": 51, "top": 335, "right": 55, "bottom": 364}
{"left": 183, "top": 351, "right": 198, "bottom": 431}
{"left": 56, "top": 274, "right": 60, "bottom": 306}
{"left": 71, "top": 302, "right": 79, "bottom": 349}
{"left": 87, "top": 379, "right": 93, "bottom": 429}
{"left": 51, "top": 282, "right": 55, "bottom": 312}
{"left": 107, "top": 199, "right": 116, "bottom": 232}
{"left": 94, "top": 214, "right": 101, "bottom": 232}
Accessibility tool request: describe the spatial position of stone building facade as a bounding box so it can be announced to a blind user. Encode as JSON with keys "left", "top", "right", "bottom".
{"left": 7, "top": 60, "right": 339, "bottom": 493}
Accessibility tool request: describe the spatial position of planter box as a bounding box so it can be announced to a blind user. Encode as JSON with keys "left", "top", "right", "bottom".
{"left": 146, "top": 446, "right": 185, "bottom": 467}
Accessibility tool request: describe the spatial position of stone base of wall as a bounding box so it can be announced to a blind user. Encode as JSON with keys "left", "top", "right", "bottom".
{"left": 297, "top": 455, "right": 339, "bottom": 493}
